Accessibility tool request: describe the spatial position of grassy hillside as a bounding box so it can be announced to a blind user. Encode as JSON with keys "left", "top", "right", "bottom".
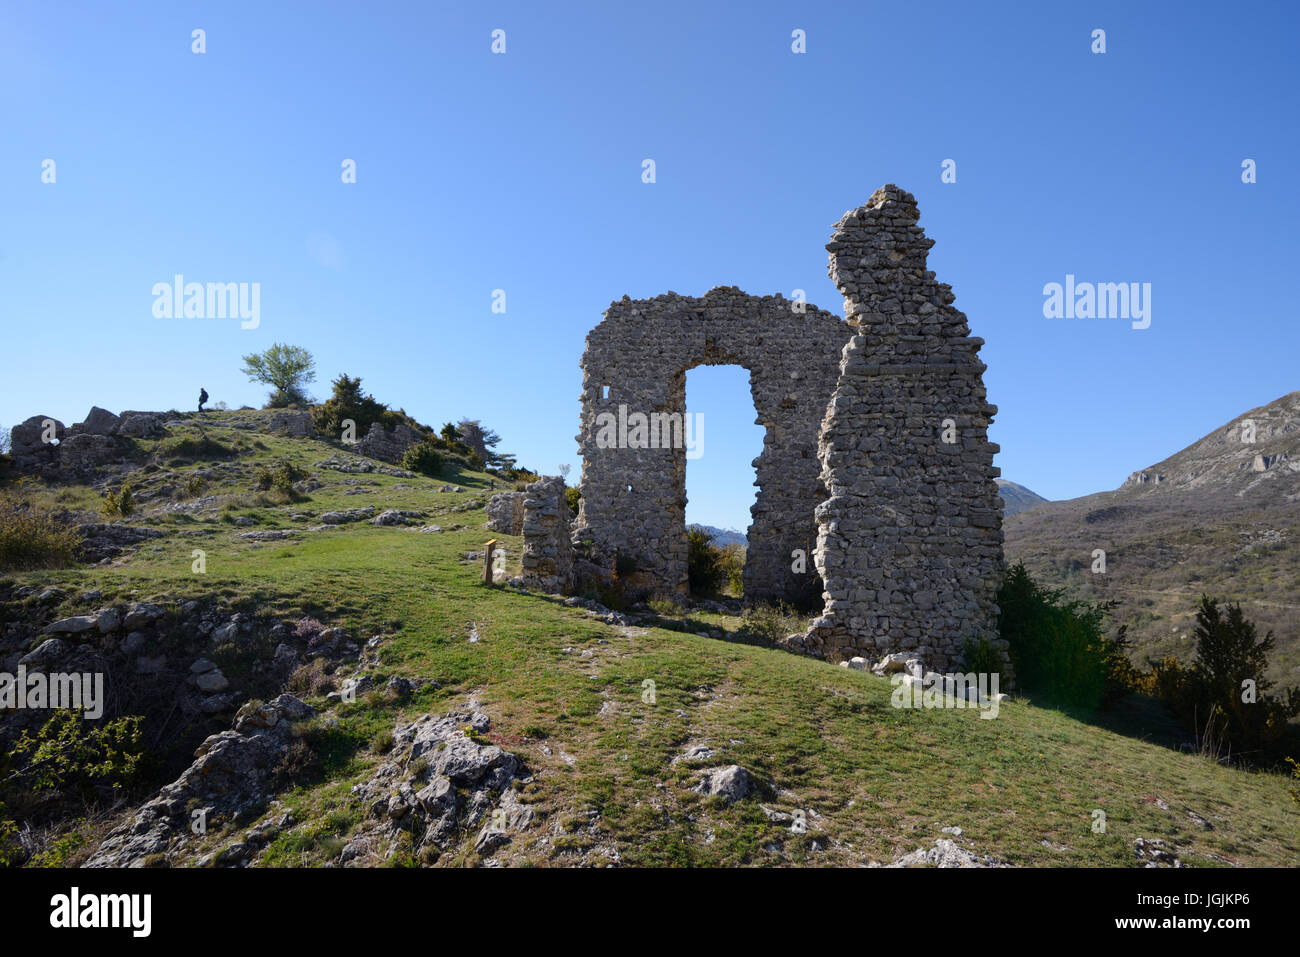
{"left": 2, "top": 410, "right": 1297, "bottom": 867}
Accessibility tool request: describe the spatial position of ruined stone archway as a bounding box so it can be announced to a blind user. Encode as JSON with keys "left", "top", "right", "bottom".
{"left": 572, "top": 287, "right": 849, "bottom": 602}
{"left": 532, "top": 184, "right": 1006, "bottom": 677}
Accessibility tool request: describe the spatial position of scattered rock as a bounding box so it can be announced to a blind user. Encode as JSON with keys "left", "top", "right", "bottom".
{"left": 44, "top": 615, "right": 98, "bottom": 635}
{"left": 19, "top": 638, "right": 70, "bottom": 668}
{"left": 319, "top": 507, "right": 377, "bottom": 525}
{"left": 371, "top": 509, "right": 424, "bottom": 526}
{"left": 695, "top": 765, "right": 752, "bottom": 804}
{"left": 888, "top": 839, "right": 1008, "bottom": 868}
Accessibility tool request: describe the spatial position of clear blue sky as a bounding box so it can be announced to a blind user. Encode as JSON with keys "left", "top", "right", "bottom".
{"left": 3, "top": 1, "right": 1297, "bottom": 532}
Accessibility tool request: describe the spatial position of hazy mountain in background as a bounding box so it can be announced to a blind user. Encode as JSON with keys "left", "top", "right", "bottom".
{"left": 1005, "top": 389, "right": 1300, "bottom": 685}
{"left": 995, "top": 479, "right": 1050, "bottom": 517}
{"left": 696, "top": 478, "right": 1049, "bottom": 546}
{"left": 690, "top": 524, "right": 748, "bottom": 547}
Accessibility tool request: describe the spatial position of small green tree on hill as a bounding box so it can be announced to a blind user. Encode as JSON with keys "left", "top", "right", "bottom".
{"left": 1184, "top": 596, "right": 1299, "bottom": 757}
{"left": 241, "top": 343, "right": 316, "bottom": 408}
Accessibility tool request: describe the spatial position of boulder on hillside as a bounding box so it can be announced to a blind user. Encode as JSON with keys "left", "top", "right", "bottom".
{"left": 79, "top": 406, "right": 122, "bottom": 436}
{"left": 8, "top": 415, "right": 64, "bottom": 471}
{"left": 118, "top": 412, "right": 168, "bottom": 438}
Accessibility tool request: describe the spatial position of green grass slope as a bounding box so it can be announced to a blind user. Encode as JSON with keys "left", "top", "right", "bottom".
{"left": 4, "top": 411, "right": 1297, "bottom": 867}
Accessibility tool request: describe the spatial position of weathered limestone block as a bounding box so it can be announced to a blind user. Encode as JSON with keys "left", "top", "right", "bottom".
{"left": 485, "top": 491, "right": 525, "bottom": 535}
{"left": 118, "top": 412, "right": 169, "bottom": 438}
{"left": 805, "top": 185, "right": 1007, "bottom": 678}
{"left": 520, "top": 477, "right": 574, "bottom": 593}
{"left": 80, "top": 406, "right": 121, "bottom": 436}
{"left": 572, "top": 287, "right": 847, "bottom": 600}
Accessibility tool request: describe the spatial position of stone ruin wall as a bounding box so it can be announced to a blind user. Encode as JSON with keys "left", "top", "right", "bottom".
{"left": 519, "top": 477, "right": 574, "bottom": 592}
{"left": 522, "top": 184, "right": 1007, "bottom": 676}
{"left": 485, "top": 491, "right": 526, "bottom": 536}
{"left": 798, "top": 185, "right": 1007, "bottom": 674}
{"left": 570, "top": 288, "right": 848, "bottom": 602}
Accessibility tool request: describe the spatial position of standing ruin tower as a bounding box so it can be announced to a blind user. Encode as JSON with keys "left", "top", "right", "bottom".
{"left": 802, "top": 185, "right": 1006, "bottom": 673}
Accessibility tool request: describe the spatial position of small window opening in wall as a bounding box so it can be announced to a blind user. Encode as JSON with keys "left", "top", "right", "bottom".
{"left": 602, "top": 384, "right": 610, "bottom": 400}
{"left": 626, "top": 484, "right": 633, "bottom": 493}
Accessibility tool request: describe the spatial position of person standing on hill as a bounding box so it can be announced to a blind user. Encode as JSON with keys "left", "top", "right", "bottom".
{"left": 198, "top": 387, "right": 209, "bottom": 414}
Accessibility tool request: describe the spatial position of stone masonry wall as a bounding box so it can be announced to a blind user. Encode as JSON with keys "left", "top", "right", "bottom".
{"left": 799, "top": 185, "right": 1007, "bottom": 675}
{"left": 356, "top": 421, "right": 422, "bottom": 464}
{"left": 485, "top": 491, "right": 526, "bottom": 536}
{"left": 520, "top": 477, "right": 575, "bottom": 593}
{"left": 572, "top": 288, "right": 848, "bottom": 600}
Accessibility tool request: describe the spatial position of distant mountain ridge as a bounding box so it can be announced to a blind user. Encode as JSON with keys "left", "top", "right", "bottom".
{"left": 689, "top": 524, "right": 747, "bottom": 547}
{"left": 995, "top": 479, "right": 1049, "bottom": 517}
{"left": 1005, "top": 388, "right": 1300, "bottom": 685}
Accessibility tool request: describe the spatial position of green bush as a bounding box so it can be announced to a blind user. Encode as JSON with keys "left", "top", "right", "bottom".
{"left": 101, "top": 483, "right": 135, "bottom": 518}
{"left": 686, "top": 527, "right": 724, "bottom": 595}
{"left": 311, "top": 373, "right": 409, "bottom": 439}
{"left": 0, "top": 488, "right": 83, "bottom": 572}
{"left": 718, "top": 543, "right": 745, "bottom": 596}
{"left": 401, "top": 441, "right": 443, "bottom": 477}
{"left": 255, "top": 458, "right": 307, "bottom": 493}
{"left": 564, "top": 485, "right": 581, "bottom": 515}
{"left": 962, "top": 636, "right": 1003, "bottom": 676}
{"left": 1149, "top": 597, "right": 1300, "bottom": 761}
{"left": 156, "top": 434, "right": 236, "bottom": 460}
{"left": 997, "top": 562, "right": 1134, "bottom": 708}
{"left": 7, "top": 710, "right": 143, "bottom": 797}
{"left": 738, "top": 601, "right": 803, "bottom": 645}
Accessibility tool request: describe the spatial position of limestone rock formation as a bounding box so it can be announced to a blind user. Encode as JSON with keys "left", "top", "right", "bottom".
{"left": 84, "top": 694, "right": 315, "bottom": 867}
{"left": 8, "top": 415, "right": 63, "bottom": 471}
{"left": 345, "top": 708, "right": 529, "bottom": 863}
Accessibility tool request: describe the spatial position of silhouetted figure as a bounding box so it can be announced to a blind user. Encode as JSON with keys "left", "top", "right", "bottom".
{"left": 198, "top": 388, "right": 209, "bottom": 414}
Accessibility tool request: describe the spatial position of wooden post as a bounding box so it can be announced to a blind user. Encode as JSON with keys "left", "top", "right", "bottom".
{"left": 483, "top": 539, "right": 498, "bottom": 587}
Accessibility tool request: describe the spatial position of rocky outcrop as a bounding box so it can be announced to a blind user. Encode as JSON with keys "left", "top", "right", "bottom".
{"left": 76, "top": 523, "right": 165, "bottom": 563}
{"left": 8, "top": 415, "right": 63, "bottom": 470}
{"left": 886, "top": 838, "right": 1009, "bottom": 868}
{"left": 73, "top": 406, "right": 121, "bottom": 437}
{"left": 345, "top": 708, "right": 530, "bottom": 864}
{"left": 84, "top": 694, "right": 315, "bottom": 867}
{"left": 485, "top": 492, "right": 525, "bottom": 535}
{"left": 118, "top": 412, "right": 169, "bottom": 439}
{"left": 694, "top": 764, "right": 753, "bottom": 804}
{"left": 57, "top": 433, "right": 121, "bottom": 472}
